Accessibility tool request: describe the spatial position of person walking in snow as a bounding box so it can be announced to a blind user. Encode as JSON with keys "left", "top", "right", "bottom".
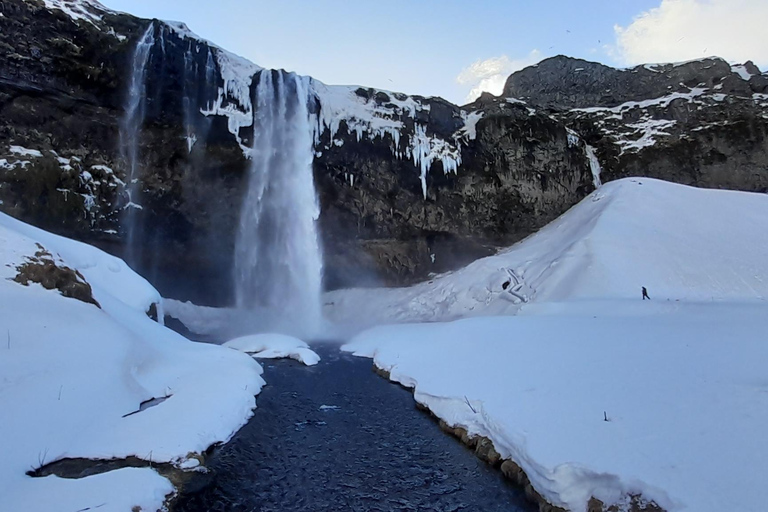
{"left": 642, "top": 286, "right": 650, "bottom": 300}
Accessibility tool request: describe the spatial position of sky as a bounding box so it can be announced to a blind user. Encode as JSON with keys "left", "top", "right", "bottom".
{"left": 101, "top": 0, "right": 768, "bottom": 105}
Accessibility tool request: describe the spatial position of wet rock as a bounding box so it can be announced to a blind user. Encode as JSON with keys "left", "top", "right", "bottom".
{"left": 373, "top": 365, "right": 391, "bottom": 379}
{"left": 146, "top": 302, "right": 159, "bottom": 321}
{"left": 588, "top": 495, "right": 665, "bottom": 512}
{"left": 474, "top": 436, "right": 502, "bottom": 467}
{"left": 500, "top": 459, "right": 525, "bottom": 485}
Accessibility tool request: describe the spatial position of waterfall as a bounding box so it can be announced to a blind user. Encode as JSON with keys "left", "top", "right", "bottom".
{"left": 119, "top": 23, "right": 155, "bottom": 267}
{"left": 182, "top": 41, "right": 197, "bottom": 152}
{"left": 585, "top": 144, "right": 603, "bottom": 189}
{"left": 234, "top": 70, "right": 324, "bottom": 338}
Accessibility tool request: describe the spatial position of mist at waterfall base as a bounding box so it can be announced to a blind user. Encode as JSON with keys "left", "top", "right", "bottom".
{"left": 232, "top": 70, "right": 325, "bottom": 340}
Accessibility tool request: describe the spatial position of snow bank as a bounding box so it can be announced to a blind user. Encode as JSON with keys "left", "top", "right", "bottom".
{"left": 325, "top": 178, "right": 768, "bottom": 332}
{"left": 343, "top": 301, "right": 768, "bottom": 512}
{"left": 0, "top": 213, "right": 264, "bottom": 511}
{"left": 224, "top": 333, "right": 321, "bottom": 366}
{"left": 164, "top": 298, "right": 238, "bottom": 336}
{"left": 339, "top": 176, "right": 768, "bottom": 511}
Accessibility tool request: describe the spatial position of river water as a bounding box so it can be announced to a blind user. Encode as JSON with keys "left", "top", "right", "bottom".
{"left": 174, "top": 346, "right": 533, "bottom": 512}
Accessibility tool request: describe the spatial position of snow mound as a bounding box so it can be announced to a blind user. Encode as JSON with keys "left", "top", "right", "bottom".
{"left": 326, "top": 178, "right": 768, "bottom": 332}
{"left": 0, "top": 213, "right": 264, "bottom": 511}
{"left": 224, "top": 333, "right": 321, "bottom": 366}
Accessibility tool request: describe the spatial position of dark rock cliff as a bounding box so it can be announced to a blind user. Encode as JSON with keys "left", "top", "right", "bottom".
{"left": 315, "top": 92, "right": 592, "bottom": 289}
{"left": 0, "top": 0, "right": 596, "bottom": 303}
{"left": 504, "top": 56, "right": 768, "bottom": 193}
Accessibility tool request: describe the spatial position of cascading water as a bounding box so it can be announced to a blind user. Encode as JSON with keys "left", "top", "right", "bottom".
{"left": 585, "top": 144, "right": 603, "bottom": 188}
{"left": 119, "top": 23, "right": 155, "bottom": 266}
{"left": 234, "top": 70, "right": 324, "bottom": 338}
{"left": 182, "top": 41, "right": 198, "bottom": 153}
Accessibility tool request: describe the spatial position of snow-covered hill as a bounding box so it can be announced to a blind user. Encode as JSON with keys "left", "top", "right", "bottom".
{"left": 341, "top": 178, "right": 768, "bottom": 511}
{"left": 326, "top": 177, "right": 768, "bottom": 331}
{"left": 0, "top": 212, "right": 264, "bottom": 511}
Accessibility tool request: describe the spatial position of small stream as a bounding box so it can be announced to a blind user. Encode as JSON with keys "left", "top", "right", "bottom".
{"left": 174, "top": 346, "right": 533, "bottom": 512}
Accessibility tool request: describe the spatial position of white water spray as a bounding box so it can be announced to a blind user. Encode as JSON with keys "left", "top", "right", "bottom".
{"left": 234, "top": 70, "right": 324, "bottom": 338}
{"left": 119, "top": 23, "right": 155, "bottom": 265}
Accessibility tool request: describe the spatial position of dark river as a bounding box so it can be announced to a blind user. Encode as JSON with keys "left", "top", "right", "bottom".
{"left": 174, "top": 345, "right": 533, "bottom": 512}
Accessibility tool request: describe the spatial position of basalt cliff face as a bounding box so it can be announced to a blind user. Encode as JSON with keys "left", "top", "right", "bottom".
{"left": 504, "top": 56, "right": 768, "bottom": 192}
{"left": 2, "top": 1, "right": 764, "bottom": 305}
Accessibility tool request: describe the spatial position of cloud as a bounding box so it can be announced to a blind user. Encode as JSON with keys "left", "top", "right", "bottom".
{"left": 457, "top": 50, "right": 541, "bottom": 104}
{"left": 613, "top": 0, "right": 768, "bottom": 67}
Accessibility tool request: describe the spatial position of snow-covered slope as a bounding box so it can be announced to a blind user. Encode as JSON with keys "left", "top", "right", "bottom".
{"left": 342, "top": 178, "right": 768, "bottom": 511}
{"left": 0, "top": 212, "right": 264, "bottom": 511}
{"left": 326, "top": 177, "right": 768, "bottom": 331}
{"left": 344, "top": 302, "right": 768, "bottom": 512}
{"left": 0, "top": 211, "right": 159, "bottom": 313}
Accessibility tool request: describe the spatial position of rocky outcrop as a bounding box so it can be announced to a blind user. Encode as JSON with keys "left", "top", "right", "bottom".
{"left": 504, "top": 56, "right": 768, "bottom": 109}
{"left": 316, "top": 92, "right": 592, "bottom": 288}
{"left": 13, "top": 244, "right": 100, "bottom": 307}
{"left": 504, "top": 56, "right": 768, "bottom": 193}
{"left": 0, "top": 0, "right": 595, "bottom": 303}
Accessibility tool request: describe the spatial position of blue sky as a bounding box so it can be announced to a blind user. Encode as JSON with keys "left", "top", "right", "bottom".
{"left": 101, "top": 0, "right": 768, "bottom": 105}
